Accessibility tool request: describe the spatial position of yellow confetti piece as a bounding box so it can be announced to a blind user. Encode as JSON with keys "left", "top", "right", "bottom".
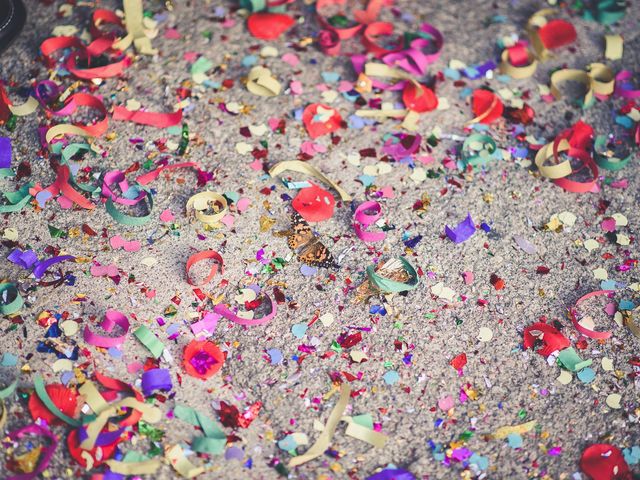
{"left": 105, "top": 459, "right": 161, "bottom": 475}
{"left": 493, "top": 420, "right": 537, "bottom": 439}
{"left": 606, "top": 393, "right": 622, "bottom": 409}
{"left": 247, "top": 66, "right": 281, "bottom": 97}
{"left": 477, "top": 327, "right": 493, "bottom": 342}
{"left": 604, "top": 34, "right": 623, "bottom": 60}
{"left": 557, "top": 370, "right": 573, "bottom": 385}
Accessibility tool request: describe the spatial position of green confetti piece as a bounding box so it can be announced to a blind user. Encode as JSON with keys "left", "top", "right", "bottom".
{"left": 134, "top": 325, "right": 164, "bottom": 359}
{"left": 173, "top": 404, "right": 225, "bottom": 439}
{"left": 557, "top": 347, "right": 593, "bottom": 372}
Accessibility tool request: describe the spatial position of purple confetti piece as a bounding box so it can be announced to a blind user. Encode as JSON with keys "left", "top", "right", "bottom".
{"left": 300, "top": 264, "right": 318, "bottom": 276}
{"left": 7, "top": 248, "right": 39, "bottom": 269}
{"left": 0, "top": 137, "right": 11, "bottom": 168}
{"left": 445, "top": 214, "right": 476, "bottom": 243}
{"left": 513, "top": 235, "right": 536, "bottom": 254}
{"left": 141, "top": 368, "right": 173, "bottom": 396}
{"left": 367, "top": 469, "right": 416, "bottom": 480}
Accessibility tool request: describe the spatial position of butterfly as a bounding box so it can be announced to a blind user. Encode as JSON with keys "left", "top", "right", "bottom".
{"left": 282, "top": 211, "right": 339, "bottom": 269}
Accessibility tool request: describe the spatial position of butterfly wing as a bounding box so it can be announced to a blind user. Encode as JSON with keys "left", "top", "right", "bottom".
{"left": 297, "top": 238, "right": 338, "bottom": 269}
{"left": 287, "top": 211, "right": 314, "bottom": 249}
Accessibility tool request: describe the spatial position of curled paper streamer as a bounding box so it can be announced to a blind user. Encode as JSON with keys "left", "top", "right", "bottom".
{"left": 614, "top": 70, "right": 640, "bottom": 99}
{"left": 549, "top": 63, "right": 615, "bottom": 107}
{"left": 214, "top": 292, "right": 278, "bottom": 326}
{"left": 0, "top": 184, "right": 33, "bottom": 213}
{"left": 353, "top": 201, "right": 385, "bottom": 242}
{"left": 568, "top": 290, "right": 615, "bottom": 339}
{"left": 445, "top": 214, "right": 475, "bottom": 243}
{"left": 527, "top": 9, "right": 576, "bottom": 61}
{"left": 523, "top": 322, "right": 571, "bottom": 357}
{"left": 535, "top": 138, "right": 598, "bottom": 193}
{"left": 269, "top": 160, "right": 351, "bottom": 201}
{"left": 493, "top": 420, "right": 537, "bottom": 439}
{"left": 289, "top": 383, "right": 351, "bottom": 467}
{"left": 593, "top": 135, "right": 631, "bottom": 171}
{"left": 83, "top": 309, "right": 130, "bottom": 348}
{"left": 0, "top": 83, "right": 39, "bottom": 118}
{"left": 366, "top": 257, "right": 419, "bottom": 293}
{"left": 382, "top": 23, "right": 443, "bottom": 76}
{"left": 186, "top": 191, "right": 228, "bottom": 226}
{"left": 186, "top": 250, "right": 224, "bottom": 286}
{"left": 105, "top": 189, "right": 154, "bottom": 226}
{"left": 166, "top": 444, "right": 205, "bottom": 478}
{"left": 246, "top": 66, "right": 281, "bottom": 97}
{"left": 0, "top": 283, "right": 24, "bottom": 315}
{"left": 81, "top": 397, "right": 161, "bottom": 450}
{"left": 499, "top": 46, "right": 538, "bottom": 79}
{"left": 113, "top": 0, "right": 157, "bottom": 55}
{"left": 467, "top": 89, "right": 503, "bottom": 125}
{"left": 461, "top": 134, "right": 498, "bottom": 168}
{"left": 32, "top": 255, "right": 75, "bottom": 279}
{"left": 112, "top": 105, "right": 183, "bottom": 128}
{"left": 141, "top": 368, "right": 172, "bottom": 396}
{"left": 6, "top": 424, "right": 58, "bottom": 480}
{"left": 136, "top": 161, "right": 202, "bottom": 185}
{"left": 133, "top": 325, "right": 164, "bottom": 359}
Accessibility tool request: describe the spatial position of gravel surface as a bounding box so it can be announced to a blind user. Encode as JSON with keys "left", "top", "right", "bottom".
{"left": 0, "top": 0, "right": 639, "bottom": 479}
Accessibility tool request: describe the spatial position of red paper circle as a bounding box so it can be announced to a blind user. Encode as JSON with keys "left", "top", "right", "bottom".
{"left": 402, "top": 83, "right": 438, "bottom": 113}
{"left": 538, "top": 19, "right": 577, "bottom": 50}
{"left": 67, "top": 429, "right": 119, "bottom": 468}
{"left": 28, "top": 384, "right": 78, "bottom": 426}
{"left": 247, "top": 13, "right": 295, "bottom": 40}
{"left": 292, "top": 183, "right": 335, "bottom": 222}
{"left": 471, "top": 89, "right": 504, "bottom": 124}
{"left": 183, "top": 340, "right": 225, "bottom": 380}
{"left": 580, "top": 444, "right": 630, "bottom": 480}
{"left": 302, "top": 103, "right": 342, "bottom": 139}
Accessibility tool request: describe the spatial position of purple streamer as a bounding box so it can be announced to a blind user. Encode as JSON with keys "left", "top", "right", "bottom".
{"left": 141, "top": 368, "right": 173, "bottom": 396}
{"left": 367, "top": 469, "right": 416, "bottom": 480}
{"left": 0, "top": 137, "right": 11, "bottom": 169}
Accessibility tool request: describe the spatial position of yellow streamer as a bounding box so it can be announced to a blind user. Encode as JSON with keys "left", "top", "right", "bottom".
{"left": 166, "top": 444, "right": 205, "bottom": 478}
{"left": 105, "top": 458, "right": 162, "bottom": 475}
{"left": 79, "top": 380, "right": 110, "bottom": 415}
{"left": 113, "top": 0, "right": 157, "bottom": 55}
{"left": 269, "top": 160, "right": 352, "bottom": 201}
{"left": 534, "top": 139, "right": 573, "bottom": 179}
{"left": 289, "top": 383, "right": 350, "bottom": 467}
{"left": 80, "top": 398, "right": 161, "bottom": 450}
{"left": 550, "top": 63, "right": 614, "bottom": 106}
{"left": 186, "top": 191, "right": 228, "bottom": 227}
{"left": 342, "top": 417, "right": 388, "bottom": 448}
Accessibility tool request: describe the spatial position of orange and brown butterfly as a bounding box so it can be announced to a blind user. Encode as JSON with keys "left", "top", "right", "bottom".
{"left": 279, "top": 211, "right": 339, "bottom": 269}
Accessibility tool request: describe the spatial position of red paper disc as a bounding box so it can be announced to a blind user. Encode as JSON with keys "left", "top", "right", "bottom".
{"left": 580, "top": 444, "right": 630, "bottom": 480}
{"left": 247, "top": 13, "right": 295, "bottom": 40}
{"left": 292, "top": 182, "right": 335, "bottom": 222}
{"left": 402, "top": 83, "right": 438, "bottom": 113}
{"left": 67, "top": 429, "right": 119, "bottom": 468}
{"left": 471, "top": 89, "right": 504, "bottom": 124}
{"left": 302, "top": 103, "right": 342, "bottom": 139}
{"left": 183, "top": 340, "right": 225, "bottom": 380}
{"left": 538, "top": 19, "right": 577, "bottom": 50}
{"left": 28, "top": 384, "right": 79, "bottom": 426}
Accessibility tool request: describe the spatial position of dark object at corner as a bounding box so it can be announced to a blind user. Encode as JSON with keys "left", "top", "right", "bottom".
{"left": 0, "top": 0, "right": 27, "bottom": 55}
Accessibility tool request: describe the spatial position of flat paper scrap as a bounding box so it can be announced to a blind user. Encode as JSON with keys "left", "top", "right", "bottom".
{"left": 445, "top": 214, "right": 475, "bottom": 243}
{"left": 604, "top": 34, "right": 623, "bottom": 60}
{"left": 493, "top": 420, "right": 537, "bottom": 439}
{"left": 133, "top": 325, "right": 164, "bottom": 359}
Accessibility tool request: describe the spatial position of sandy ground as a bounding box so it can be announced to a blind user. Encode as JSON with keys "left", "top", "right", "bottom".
{"left": 0, "top": 0, "right": 639, "bottom": 479}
